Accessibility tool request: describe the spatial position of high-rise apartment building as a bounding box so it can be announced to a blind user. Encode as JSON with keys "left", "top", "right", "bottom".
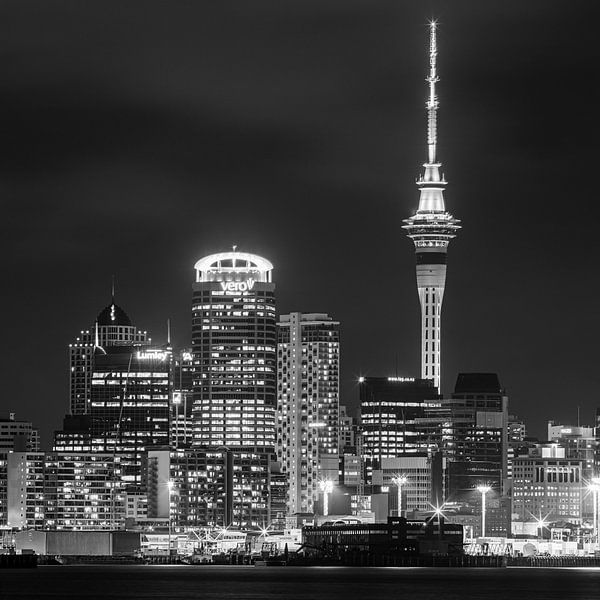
{"left": 403, "top": 23, "right": 460, "bottom": 391}
{"left": 276, "top": 312, "right": 340, "bottom": 514}
{"left": 7, "top": 452, "right": 125, "bottom": 530}
{"left": 191, "top": 252, "right": 277, "bottom": 449}
{"left": 69, "top": 299, "right": 149, "bottom": 415}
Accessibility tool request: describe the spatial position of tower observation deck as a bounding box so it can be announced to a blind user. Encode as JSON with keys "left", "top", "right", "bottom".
{"left": 403, "top": 22, "right": 460, "bottom": 392}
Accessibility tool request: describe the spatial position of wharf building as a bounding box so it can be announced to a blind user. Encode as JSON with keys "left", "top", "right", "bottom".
{"left": 69, "top": 298, "right": 150, "bottom": 416}
{"left": 403, "top": 22, "right": 460, "bottom": 392}
{"left": 191, "top": 252, "right": 277, "bottom": 449}
{"left": 276, "top": 312, "right": 340, "bottom": 515}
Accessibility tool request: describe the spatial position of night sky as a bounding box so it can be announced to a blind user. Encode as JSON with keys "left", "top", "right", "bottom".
{"left": 2, "top": 1, "right": 599, "bottom": 447}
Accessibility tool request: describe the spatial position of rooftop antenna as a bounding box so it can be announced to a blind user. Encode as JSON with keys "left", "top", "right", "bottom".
{"left": 167, "top": 318, "right": 171, "bottom": 346}
{"left": 426, "top": 19, "right": 439, "bottom": 165}
{"left": 111, "top": 275, "right": 116, "bottom": 303}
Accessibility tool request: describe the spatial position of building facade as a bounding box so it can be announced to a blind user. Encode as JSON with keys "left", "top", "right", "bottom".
{"left": 276, "top": 312, "right": 340, "bottom": 514}
{"left": 403, "top": 23, "right": 460, "bottom": 391}
{"left": 191, "top": 252, "right": 277, "bottom": 449}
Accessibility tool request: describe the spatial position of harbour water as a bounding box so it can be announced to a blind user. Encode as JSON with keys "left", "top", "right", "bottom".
{"left": 1, "top": 565, "right": 600, "bottom": 599}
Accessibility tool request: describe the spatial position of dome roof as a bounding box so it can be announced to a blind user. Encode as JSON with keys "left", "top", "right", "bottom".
{"left": 96, "top": 302, "right": 132, "bottom": 327}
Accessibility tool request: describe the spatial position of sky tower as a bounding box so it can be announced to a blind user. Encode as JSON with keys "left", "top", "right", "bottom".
{"left": 403, "top": 22, "right": 460, "bottom": 392}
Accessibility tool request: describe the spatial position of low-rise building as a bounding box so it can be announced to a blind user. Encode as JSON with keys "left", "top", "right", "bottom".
{"left": 512, "top": 444, "right": 583, "bottom": 536}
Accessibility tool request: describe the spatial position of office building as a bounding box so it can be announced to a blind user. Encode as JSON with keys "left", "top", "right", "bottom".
{"left": 277, "top": 312, "right": 340, "bottom": 514}
{"left": 512, "top": 444, "right": 583, "bottom": 535}
{"left": 0, "top": 414, "right": 39, "bottom": 526}
{"left": 339, "top": 404, "right": 356, "bottom": 452}
{"left": 403, "top": 22, "right": 460, "bottom": 391}
{"left": 359, "top": 377, "right": 439, "bottom": 470}
{"left": 191, "top": 252, "right": 277, "bottom": 449}
{"left": 171, "top": 348, "right": 194, "bottom": 449}
{"left": 69, "top": 297, "right": 150, "bottom": 415}
{"left": 507, "top": 414, "right": 528, "bottom": 479}
{"left": 56, "top": 346, "right": 172, "bottom": 483}
{"left": 547, "top": 423, "right": 598, "bottom": 520}
{"left": 447, "top": 373, "right": 508, "bottom": 498}
{"left": 372, "top": 455, "right": 433, "bottom": 514}
{"left": 89, "top": 345, "right": 171, "bottom": 483}
{"left": 420, "top": 373, "right": 508, "bottom": 501}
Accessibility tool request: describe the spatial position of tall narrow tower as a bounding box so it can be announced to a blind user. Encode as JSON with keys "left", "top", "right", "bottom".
{"left": 403, "top": 22, "right": 460, "bottom": 392}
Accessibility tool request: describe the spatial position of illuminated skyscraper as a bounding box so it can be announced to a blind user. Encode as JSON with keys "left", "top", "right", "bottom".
{"left": 191, "top": 252, "right": 277, "bottom": 449}
{"left": 403, "top": 22, "right": 460, "bottom": 391}
{"left": 69, "top": 297, "right": 149, "bottom": 415}
{"left": 89, "top": 346, "right": 171, "bottom": 484}
{"left": 276, "top": 313, "right": 340, "bottom": 514}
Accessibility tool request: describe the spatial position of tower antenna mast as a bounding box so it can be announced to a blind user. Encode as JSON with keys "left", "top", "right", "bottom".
{"left": 427, "top": 20, "right": 439, "bottom": 164}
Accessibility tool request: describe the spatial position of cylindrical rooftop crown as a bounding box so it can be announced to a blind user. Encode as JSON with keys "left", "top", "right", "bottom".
{"left": 194, "top": 251, "right": 273, "bottom": 283}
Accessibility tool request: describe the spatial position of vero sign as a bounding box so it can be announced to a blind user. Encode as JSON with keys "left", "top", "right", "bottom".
{"left": 220, "top": 279, "right": 256, "bottom": 293}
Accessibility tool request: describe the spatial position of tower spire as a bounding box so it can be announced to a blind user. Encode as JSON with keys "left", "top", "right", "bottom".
{"left": 427, "top": 20, "right": 439, "bottom": 164}
{"left": 111, "top": 275, "right": 115, "bottom": 303}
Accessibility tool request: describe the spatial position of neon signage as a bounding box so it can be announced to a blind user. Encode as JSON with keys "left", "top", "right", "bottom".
{"left": 220, "top": 279, "right": 255, "bottom": 293}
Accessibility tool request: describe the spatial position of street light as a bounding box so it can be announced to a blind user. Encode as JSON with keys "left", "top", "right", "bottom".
{"left": 589, "top": 477, "right": 600, "bottom": 547}
{"left": 319, "top": 480, "right": 334, "bottom": 516}
{"left": 533, "top": 513, "right": 549, "bottom": 541}
{"left": 476, "top": 485, "right": 491, "bottom": 538}
{"left": 392, "top": 475, "right": 408, "bottom": 517}
{"left": 167, "top": 480, "right": 174, "bottom": 555}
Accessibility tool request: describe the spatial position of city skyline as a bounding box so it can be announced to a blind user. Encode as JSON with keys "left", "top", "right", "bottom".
{"left": 3, "top": 2, "right": 600, "bottom": 445}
